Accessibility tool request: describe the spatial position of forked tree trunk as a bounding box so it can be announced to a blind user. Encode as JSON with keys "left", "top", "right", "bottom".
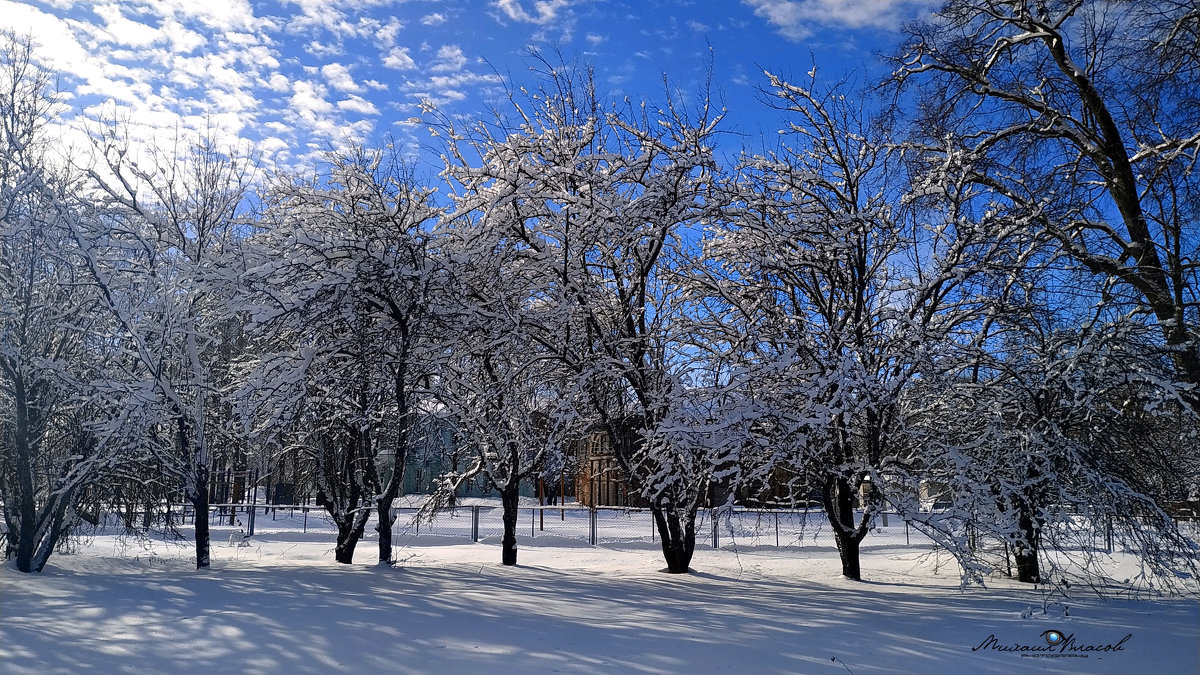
{"left": 822, "top": 474, "right": 868, "bottom": 581}
{"left": 652, "top": 505, "right": 696, "bottom": 574}
{"left": 500, "top": 480, "right": 520, "bottom": 566}
{"left": 333, "top": 511, "right": 370, "bottom": 564}
{"left": 374, "top": 454, "right": 404, "bottom": 564}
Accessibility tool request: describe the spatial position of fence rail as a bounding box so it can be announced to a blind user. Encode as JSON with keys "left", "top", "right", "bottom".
{"left": 71, "top": 501, "right": 1200, "bottom": 566}
{"left": 95, "top": 502, "right": 944, "bottom": 550}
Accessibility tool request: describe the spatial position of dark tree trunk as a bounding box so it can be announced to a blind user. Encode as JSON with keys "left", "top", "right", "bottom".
{"left": 29, "top": 484, "right": 80, "bottom": 573}
{"left": 1014, "top": 506, "right": 1041, "bottom": 584}
{"left": 333, "top": 513, "right": 369, "bottom": 564}
{"left": 375, "top": 500, "right": 395, "bottom": 565}
{"left": 191, "top": 465, "right": 211, "bottom": 570}
{"left": 376, "top": 367, "right": 411, "bottom": 564}
{"left": 500, "top": 480, "right": 520, "bottom": 566}
{"left": 652, "top": 505, "right": 696, "bottom": 574}
{"left": 822, "top": 474, "right": 868, "bottom": 581}
{"left": 11, "top": 377, "right": 38, "bottom": 573}
{"left": 374, "top": 433, "right": 408, "bottom": 564}
{"left": 834, "top": 530, "right": 861, "bottom": 580}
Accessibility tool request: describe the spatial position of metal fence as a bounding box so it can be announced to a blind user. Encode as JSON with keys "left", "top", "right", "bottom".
{"left": 151, "top": 503, "right": 941, "bottom": 551}
{"left": 74, "top": 502, "right": 1200, "bottom": 570}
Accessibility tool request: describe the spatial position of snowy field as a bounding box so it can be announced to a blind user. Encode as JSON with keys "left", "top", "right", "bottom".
{"left": 2, "top": 514, "right": 1197, "bottom": 675}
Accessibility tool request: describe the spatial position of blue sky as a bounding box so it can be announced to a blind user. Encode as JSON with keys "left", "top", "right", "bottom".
{"left": 5, "top": 0, "right": 938, "bottom": 173}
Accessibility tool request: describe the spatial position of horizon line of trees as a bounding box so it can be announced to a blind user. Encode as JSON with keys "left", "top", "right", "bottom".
{"left": 3, "top": 1, "right": 1199, "bottom": 590}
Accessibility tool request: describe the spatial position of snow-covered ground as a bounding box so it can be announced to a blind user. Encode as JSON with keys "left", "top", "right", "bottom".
{"left": 2, "top": 515, "right": 1197, "bottom": 675}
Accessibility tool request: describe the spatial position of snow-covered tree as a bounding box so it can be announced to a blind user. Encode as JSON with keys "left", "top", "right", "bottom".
{"left": 437, "top": 61, "right": 724, "bottom": 572}
{"left": 423, "top": 203, "right": 583, "bottom": 566}
{"left": 709, "top": 72, "right": 1029, "bottom": 580}
{"left": 908, "top": 291, "right": 1200, "bottom": 587}
{"left": 242, "top": 147, "right": 443, "bottom": 564}
{"left": 70, "top": 122, "right": 256, "bottom": 570}
{"left": 0, "top": 32, "right": 137, "bottom": 572}
{"left": 892, "top": 0, "right": 1200, "bottom": 397}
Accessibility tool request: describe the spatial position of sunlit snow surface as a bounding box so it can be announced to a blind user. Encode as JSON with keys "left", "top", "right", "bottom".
{"left": 3, "top": 510, "right": 1197, "bottom": 675}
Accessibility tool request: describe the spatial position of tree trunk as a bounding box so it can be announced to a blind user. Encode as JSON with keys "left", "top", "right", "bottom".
{"left": 375, "top": 501, "right": 395, "bottom": 565}
{"left": 191, "top": 466, "right": 211, "bottom": 570}
{"left": 29, "top": 492, "right": 74, "bottom": 573}
{"left": 11, "top": 379, "right": 38, "bottom": 573}
{"left": 501, "top": 480, "right": 520, "bottom": 566}
{"left": 1014, "top": 506, "right": 1041, "bottom": 584}
{"left": 652, "top": 505, "right": 696, "bottom": 574}
{"left": 333, "top": 513, "right": 369, "bottom": 564}
{"left": 375, "top": 436, "right": 408, "bottom": 564}
{"left": 834, "top": 530, "right": 861, "bottom": 580}
{"left": 822, "top": 474, "right": 867, "bottom": 581}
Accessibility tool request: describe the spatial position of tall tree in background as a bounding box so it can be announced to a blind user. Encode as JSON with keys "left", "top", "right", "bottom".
{"left": 893, "top": 0, "right": 1200, "bottom": 398}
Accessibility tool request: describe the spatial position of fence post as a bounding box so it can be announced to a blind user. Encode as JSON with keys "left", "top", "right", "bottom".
{"left": 303, "top": 507, "right": 308, "bottom": 533}
{"left": 249, "top": 469, "right": 258, "bottom": 536}
{"left": 775, "top": 512, "right": 780, "bottom": 547}
{"left": 711, "top": 508, "right": 719, "bottom": 549}
{"left": 472, "top": 505, "right": 480, "bottom": 542}
{"left": 905, "top": 520, "right": 910, "bottom": 546}
{"left": 589, "top": 508, "right": 598, "bottom": 545}
{"left": 531, "top": 508, "right": 535, "bottom": 538}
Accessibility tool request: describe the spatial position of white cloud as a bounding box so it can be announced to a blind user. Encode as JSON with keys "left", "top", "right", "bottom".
{"left": 585, "top": 33, "right": 605, "bottom": 45}
{"left": 383, "top": 46, "right": 417, "bottom": 70}
{"left": 408, "top": 88, "right": 466, "bottom": 107}
{"left": 155, "top": 0, "right": 261, "bottom": 33}
{"left": 258, "top": 135, "right": 291, "bottom": 161}
{"left": 266, "top": 73, "right": 291, "bottom": 92}
{"left": 221, "top": 30, "right": 259, "bottom": 47}
{"left": 494, "top": 0, "right": 570, "bottom": 25}
{"left": 741, "top": 0, "right": 936, "bottom": 41}
{"left": 290, "top": 80, "right": 334, "bottom": 122}
{"left": 426, "top": 72, "right": 503, "bottom": 90}
{"left": 159, "top": 18, "right": 206, "bottom": 53}
{"left": 93, "top": 4, "right": 160, "bottom": 47}
{"left": 283, "top": 0, "right": 347, "bottom": 35}
{"left": 337, "top": 95, "right": 380, "bottom": 115}
{"left": 305, "top": 40, "right": 343, "bottom": 57}
{"left": 431, "top": 45, "right": 467, "bottom": 73}
{"left": 209, "top": 87, "right": 258, "bottom": 117}
{"left": 422, "top": 13, "right": 446, "bottom": 26}
{"left": 363, "top": 79, "right": 388, "bottom": 91}
{"left": 237, "top": 44, "right": 281, "bottom": 71}
{"left": 375, "top": 16, "right": 404, "bottom": 46}
{"left": 322, "top": 62, "right": 362, "bottom": 93}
